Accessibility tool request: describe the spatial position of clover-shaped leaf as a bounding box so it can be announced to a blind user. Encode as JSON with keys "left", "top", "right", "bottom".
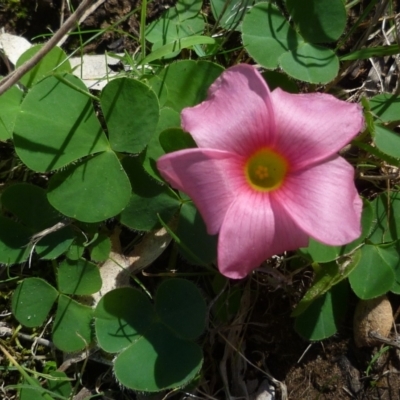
{"left": 52, "top": 294, "right": 93, "bottom": 352}
{"left": 58, "top": 258, "right": 102, "bottom": 295}
{"left": 146, "top": 0, "right": 204, "bottom": 54}
{"left": 101, "top": 78, "right": 160, "bottom": 154}
{"left": 292, "top": 251, "right": 361, "bottom": 318}
{"left": 142, "top": 107, "right": 181, "bottom": 181}
{"left": 0, "top": 183, "right": 76, "bottom": 261}
{"left": 148, "top": 61, "right": 223, "bottom": 112}
{"left": 374, "top": 124, "right": 400, "bottom": 159}
{"left": 14, "top": 73, "right": 108, "bottom": 172}
{"left": 242, "top": 2, "right": 339, "bottom": 83}
{"left": 120, "top": 156, "right": 181, "bottom": 231}
{"left": 47, "top": 150, "right": 131, "bottom": 223}
{"left": 211, "top": 0, "right": 253, "bottom": 30}
{"left": 2, "top": 183, "right": 61, "bottom": 231}
{"left": 0, "top": 84, "right": 23, "bottom": 140}
{"left": 377, "top": 241, "right": 400, "bottom": 294}
{"left": 349, "top": 244, "right": 395, "bottom": 300}
{"left": 369, "top": 191, "right": 400, "bottom": 244}
{"left": 114, "top": 323, "right": 203, "bottom": 392}
{"left": 155, "top": 278, "right": 205, "bottom": 340}
{"left": 285, "top": 0, "right": 346, "bottom": 43}
{"left": 369, "top": 93, "right": 400, "bottom": 123}
{"left": 176, "top": 201, "right": 217, "bottom": 265}
{"left": 89, "top": 233, "right": 111, "bottom": 262}
{"left": 295, "top": 281, "right": 349, "bottom": 341}
{"left": 12, "top": 258, "right": 101, "bottom": 352}
{"left": 12, "top": 278, "right": 59, "bottom": 328}
{"left": 0, "top": 216, "right": 31, "bottom": 264}
{"left": 95, "top": 279, "right": 205, "bottom": 391}
{"left": 16, "top": 45, "right": 71, "bottom": 88}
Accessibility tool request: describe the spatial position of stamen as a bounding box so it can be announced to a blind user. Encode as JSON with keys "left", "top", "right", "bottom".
{"left": 245, "top": 148, "right": 288, "bottom": 191}
{"left": 255, "top": 165, "right": 269, "bottom": 179}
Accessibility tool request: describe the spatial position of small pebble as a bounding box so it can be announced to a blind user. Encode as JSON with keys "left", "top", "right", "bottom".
{"left": 353, "top": 295, "right": 392, "bottom": 347}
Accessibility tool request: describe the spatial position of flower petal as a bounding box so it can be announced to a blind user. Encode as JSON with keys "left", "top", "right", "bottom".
{"left": 274, "top": 156, "right": 362, "bottom": 246}
{"left": 157, "top": 148, "right": 245, "bottom": 234}
{"left": 181, "top": 64, "right": 276, "bottom": 156}
{"left": 218, "top": 191, "right": 309, "bottom": 279}
{"left": 271, "top": 88, "right": 364, "bottom": 170}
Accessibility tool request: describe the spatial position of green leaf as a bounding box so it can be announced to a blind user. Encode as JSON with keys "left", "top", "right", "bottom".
{"left": 300, "top": 240, "right": 339, "bottom": 263}
{"left": 177, "top": 201, "right": 217, "bottom": 264}
{"left": 114, "top": 322, "right": 203, "bottom": 392}
{"left": 155, "top": 279, "right": 206, "bottom": 340}
{"left": 149, "top": 61, "right": 223, "bottom": 112}
{"left": 52, "top": 294, "right": 93, "bottom": 352}
{"left": 279, "top": 43, "right": 339, "bottom": 84}
{"left": 65, "top": 234, "right": 86, "bottom": 261}
{"left": 369, "top": 191, "right": 400, "bottom": 244}
{"left": 19, "top": 378, "right": 53, "bottom": 400}
{"left": 211, "top": 0, "right": 253, "bottom": 30}
{"left": 286, "top": 0, "right": 346, "bottom": 43}
{"left": 348, "top": 244, "right": 395, "bottom": 299}
{"left": 292, "top": 250, "right": 361, "bottom": 317}
{"left": 211, "top": 281, "right": 242, "bottom": 322}
{"left": 47, "top": 150, "right": 131, "bottom": 223}
{"left": 176, "top": 0, "right": 203, "bottom": 18}
{"left": 19, "top": 379, "right": 47, "bottom": 400}
{"left": 262, "top": 71, "right": 299, "bottom": 93}
{"left": 369, "top": 93, "right": 400, "bottom": 123}
{"left": 0, "top": 216, "right": 32, "bottom": 264}
{"left": 95, "top": 283, "right": 205, "bottom": 392}
{"left": 89, "top": 234, "right": 111, "bottom": 262}
{"left": 2, "top": 183, "right": 61, "bottom": 231}
{"left": 16, "top": 45, "right": 71, "bottom": 88}
{"left": 242, "top": 3, "right": 339, "bottom": 83}
{"left": 146, "top": 5, "right": 204, "bottom": 45}
{"left": 14, "top": 74, "right": 108, "bottom": 172}
{"left": 159, "top": 128, "right": 196, "bottom": 153}
{"left": 95, "top": 287, "right": 156, "bottom": 353}
{"left": 35, "top": 227, "right": 75, "bottom": 260}
{"left": 141, "top": 36, "right": 216, "bottom": 64}
{"left": 142, "top": 107, "right": 181, "bottom": 181}
{"left": 374, "top": 124, "right": 400, "bottom": 158}
{"left": 0, "top": 84, "right": 23, "bottom": 140}
{"left": 294, "top": 280, "right": 349, "bottom": 341}
{"left": 101, "top": 78, "right": 159, "bottom": 154}
{"left": 120, "top": 157, "right": 181, "bottom": 231}
{"left": 47, "top": 371, "right": 73, "bottom": 399}
{"left": 242, "top": 2, "right": 298, "bottom": 69}
{"left": 340, "top": 199, "right": 374, "bottom": 254}
{"left": 58, "top": 258, "right": 102, "bottom": 295}
{"left": 12, "top": 278, "right": 58, "bottom": 328}
{"left": 377, "top": 241, "right": 400, "bottom": 294}
{"left": 353, "top": 139, "right": 400, "bottom": 167}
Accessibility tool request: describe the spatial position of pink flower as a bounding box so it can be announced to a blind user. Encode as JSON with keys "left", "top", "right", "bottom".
{"left": 157, "top": 64, "right": 364, "bottom": 279}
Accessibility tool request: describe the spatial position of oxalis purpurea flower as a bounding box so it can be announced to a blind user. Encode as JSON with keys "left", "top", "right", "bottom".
{"left": 157, "top": 64, "right": 364, "bottom": 279}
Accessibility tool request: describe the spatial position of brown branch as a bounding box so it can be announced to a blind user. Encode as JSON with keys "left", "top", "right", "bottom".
{"left": 0, "top": 0, "right": 95, "bottom": 97}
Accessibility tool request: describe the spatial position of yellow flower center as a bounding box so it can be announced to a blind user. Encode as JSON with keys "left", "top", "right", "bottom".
{"left": 245, "top": 148, "right": 288, "bottom": 191}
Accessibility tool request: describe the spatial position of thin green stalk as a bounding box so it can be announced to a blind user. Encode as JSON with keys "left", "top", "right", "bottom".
{"left": 140, "top": 0, "right": 148, "bottom": 71}
{"left": 345, "top": 0, "right": 363, "bottom": 9}
{"left": 0, "top": 344, "right": 54, "bottom": 400}
{"left": 336, "top": 0, "right": 380, "bottom": 51}
{"left": 53, "top": 74, "right": 100, "bottom": 101}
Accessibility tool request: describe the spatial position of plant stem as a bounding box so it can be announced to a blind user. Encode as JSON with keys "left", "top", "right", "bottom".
{"left": 140, "top": 0, "right": 148, "bottom": 72}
